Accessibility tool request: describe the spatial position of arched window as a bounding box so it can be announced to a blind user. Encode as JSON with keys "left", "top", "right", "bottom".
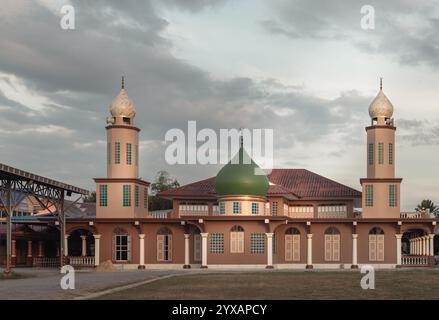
{"left": 324, "top": 227, "right": 340, "bottom": 261}
{"left": 285, "top": 228, "right": 300, "bottom": 261}
{"left": 369, "top": 227, "right": 384, "bottom": 235}
{"left": 230, "top": 225, "right": 244, "bottom": 253}
{"left": 285, "top": 227, "right": 300, "bottom": 235}
{"left": 113, "top": 228, "right": 131, "bottom": 262}
{"left": 369, "top": 227, "right": 385, "bottom": 261}
{"left": 157, "top": 227, "right": 173, "bottom": 262}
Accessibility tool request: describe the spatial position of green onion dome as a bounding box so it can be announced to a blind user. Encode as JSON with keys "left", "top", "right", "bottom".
{"left": 215, "top": 146, "right": 269, "bottom": 197}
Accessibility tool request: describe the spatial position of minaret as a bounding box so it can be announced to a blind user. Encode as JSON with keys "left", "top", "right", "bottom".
{"left": 95, "top": 77, "right": 150, "bottom": 218}
{"left": 360, "top": 79, "right": 402, "bottom": 218}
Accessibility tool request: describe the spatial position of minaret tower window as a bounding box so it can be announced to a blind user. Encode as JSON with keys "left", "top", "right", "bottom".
{"left": 123, "top": 185, "right": 131, "bottom": 207}
{"left": 99, "top": 185, "right": 108, "bottom": 207}
{"left": 107, "top": 143, "right": 111, "bottom": 165}
{"left": 366, "top": 185, "right": 374, "bottom": 207}
{"left": 135, "top": 185, "right": 139, "bottom": 207}
{"left": 378, "top": 143, "right": 384, "bottom": 164}
{"left": 389, "top": 143, "right": 393, "bottom": 165}
{"left": 389, "top": 185, "right": 397, "bottom": 207}
{"left": 115, "top": 142, "right": 121, "bottom": 164}
{"left": 368, "top": 143, "right": 374, "bottom": 165}
{"left": 126, "top": 143, "right": 132, "bottom": 165}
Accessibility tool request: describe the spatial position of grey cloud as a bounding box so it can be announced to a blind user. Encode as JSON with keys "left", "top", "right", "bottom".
{"left": 261, "top": 0, "right": 439, "bottom": 68}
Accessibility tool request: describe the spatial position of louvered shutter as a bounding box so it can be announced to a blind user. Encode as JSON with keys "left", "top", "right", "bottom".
{"left": 194, "top": 234, "right": 201, "bottom": 261}
{"left": 292, "top": 234, "right": 300, "bottom": 261}
{"left": 332, "top": 234, "right": 340, "bottom": 261}
{"left": 230, "top": 232, "right": 237, "bottom": 253}
{"left": 237, "top": 232, "right": 244, "bottom": 253}
{"left": 167, "top": 235, "right": 173, "bottom": 261}
{"left": 285, "top": 235, "right": 293, "bottom": 261}
{"left": 369, "top": 235, "right": 376, "bottom": 261}
{"left": 157, "top": 235, "right": 164, "bottom": 261}
{"left": 377, "top": 235, "right": 384, "bottom": 261}
{"left": 324, "top": 235, "right": 332, "bottom": 261}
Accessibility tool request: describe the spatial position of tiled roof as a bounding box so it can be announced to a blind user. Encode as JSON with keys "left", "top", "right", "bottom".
{"left": 159, "top": 169, "right": 361, "bottom": 200}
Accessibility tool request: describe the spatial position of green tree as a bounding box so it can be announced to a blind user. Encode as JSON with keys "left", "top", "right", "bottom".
{"left": 149, "top": 171, "right": 180, "bottom": 211}
{"left": 83, "top": 191, "right": 96, "bottom": 203}
{"left": 415, "top": 199, "right": 439, "bottom": 217}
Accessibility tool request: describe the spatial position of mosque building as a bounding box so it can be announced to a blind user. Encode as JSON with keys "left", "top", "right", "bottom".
{"left": 1, "top": 79, "right": 438, "bottom": 269}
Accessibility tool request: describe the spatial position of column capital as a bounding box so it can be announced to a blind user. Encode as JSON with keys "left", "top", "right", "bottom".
{"left": 429, "top": 234, "right": 435, "bottom": 239}
{"left": 395, "top": 234, "right": 403, "bottom": 239}
{"left": 93, "top": 234, "right": 101, "bottom": 240}
{"left": 80, "top": 235, "right": 87, "bottom": 240}
{"left": 352, "top": 234, "right": 358, "bottom": 239}
{"left": 265, "top": 232, "right": 274, "bottom": 238}
{"left": 200, "top": 233, "right": 208, "bottom": 237}
{"left": 307, "top": 234, "right": 313, "bottom": 239}
{"left": 139, "top": 234, "right": 145, "bottom": 239}
{"left": 65, "top": 234, "right": 70, "bottom": 239}
{"left": 184, "top": 234, "right": 190, "bottom": 239}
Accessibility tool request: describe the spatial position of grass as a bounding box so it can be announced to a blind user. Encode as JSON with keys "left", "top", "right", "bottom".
{"left": 99, "top": 269, "right": 439, "bottom": 300}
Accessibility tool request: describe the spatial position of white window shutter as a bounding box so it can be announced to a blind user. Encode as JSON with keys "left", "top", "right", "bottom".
{"left": 332, "top": 234, "right": 340, "bottom": 261}
{"left": 377, "top": 234, "right": 384, "bottom": 261}
{"left": 157, "top": 235, "right": 164, "bottom": 261}
{"left": 324, "top": 235, "right": 332, "bottom": 261}
{"left": 292, "top": 234, "right": 300, "bottom": 261}
{"left": 285, "top": 235, "right": 293, "bottom": 261}
{"left": 369, "top": 235, "right": 377, "bottom": 261}
{"left": 238, "top": 232, "right": 244, "bottom": 253}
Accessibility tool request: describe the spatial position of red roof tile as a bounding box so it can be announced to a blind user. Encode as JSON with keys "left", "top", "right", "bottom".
{"left": 159, "top": 169, "right": 361, "bottom": 200}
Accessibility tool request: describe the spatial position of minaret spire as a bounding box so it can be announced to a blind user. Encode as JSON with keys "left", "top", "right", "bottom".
{"left": 121, "top": 75, "right": 125, "bottom": 89}
{"left": 239, "top": 128, "right": 243, "bottom": 148}
{"left": 379, "top": 77, "right": 383, "bottom": 90}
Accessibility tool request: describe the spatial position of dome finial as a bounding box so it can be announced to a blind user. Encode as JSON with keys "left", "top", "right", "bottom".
{"left": 121, "top": 75, "right": 125, "bottom": 89}
{"left": 380, "top": 77, "right": 383, "bottom": 90}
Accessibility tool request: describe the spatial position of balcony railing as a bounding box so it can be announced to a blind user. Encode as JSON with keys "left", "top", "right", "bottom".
{"left": 68, "top": 256, "right": 95, "bottom": 267}
{"left": 148, "top": 210, "right": 171, "bottom": 219}
{"left": 33, "top": 257, "right": 60, "bottom": 268}
{"left": 400, "top": 212, "right": 427, "bottom": 219}
{"left": 401, "top": 255, "right": 430, "bottom": 266}
{"left": 180, "top": 210, "right": 209, "bottom": 216}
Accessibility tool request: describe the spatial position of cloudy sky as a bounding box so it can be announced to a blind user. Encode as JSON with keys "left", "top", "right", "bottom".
{"left": 1, "top": 0, "right": 439, "bottom": 210}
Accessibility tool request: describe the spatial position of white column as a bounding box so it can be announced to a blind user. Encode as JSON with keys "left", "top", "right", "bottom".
{"left": 64, "top": 235, "right": 69, "bottom": 257}
{"left": 416, "top": 238, "right": 420, "bottom": 255}
{"left": 425, "top": 236, "right": 429, "bottom": 256}
{"left": 421, "top": 236, "right": 425, "bottom": 255}
{"left": 139, "top": 234, "right": 145, "bottom": 268}
{"left": 429, "top": 234, "right": 435, "bottom": 256}
{"left": 266, "top": 233, "right": 274, "bottom": 269}
{"left": 306, "top": 234, "right": 313, "bottom": 268}
{"left": 201, "top": 233, "right": 208, "bottom": 268}
{"left": 184, "top": 234, "right": 190, "bottom": 268}
{"left": 94, "top": 234, "right": 101, "bottom": 266}
{"left": 396, "top": 234, "right": 402, "bottom": 266}
{"left": 352, "top": 234, "right": 358, "bottom": 268}
{"left": 80, "top": 235, "right": 87, "bottom": 256}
